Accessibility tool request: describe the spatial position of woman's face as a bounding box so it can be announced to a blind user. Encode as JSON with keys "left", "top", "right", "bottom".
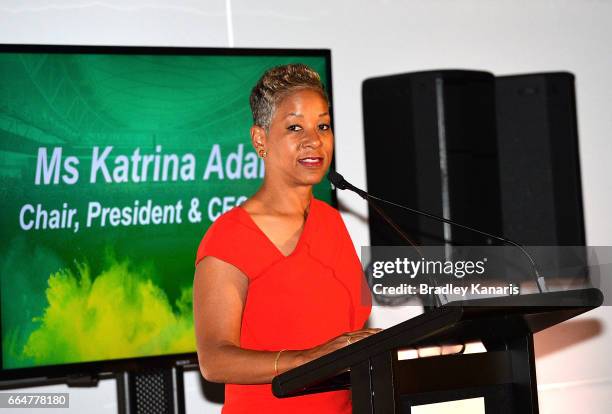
{"left": 253, "top": 88, "right": 334, "bottom": 187}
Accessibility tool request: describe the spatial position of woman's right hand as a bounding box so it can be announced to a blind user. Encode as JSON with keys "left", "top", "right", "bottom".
{"left": 297, "top": 328, "right": 465, "bottom": 368}
{"left": 299, "top": 328, "right": 383, "bottom": 365}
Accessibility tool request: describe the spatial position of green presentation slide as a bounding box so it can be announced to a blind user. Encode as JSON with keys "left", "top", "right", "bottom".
{"left": 0, "top": 50, "right": 333, "bottom": 370}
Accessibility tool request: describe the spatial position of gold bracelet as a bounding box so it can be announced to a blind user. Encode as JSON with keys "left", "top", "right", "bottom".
{"left": 274, "top": 349, "right": 287, "bottom": 376}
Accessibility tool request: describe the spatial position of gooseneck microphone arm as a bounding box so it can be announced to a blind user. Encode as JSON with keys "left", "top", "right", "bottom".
{"left": 332, "top": 173, "right": 442, "bottom": 307}
{"left": 328, "top": 170, "right": 547, "bottom": 294}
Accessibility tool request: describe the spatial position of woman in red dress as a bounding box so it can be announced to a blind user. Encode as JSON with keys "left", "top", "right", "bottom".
{"left": 192, "top": 64, "right": 380, "bottom": 413}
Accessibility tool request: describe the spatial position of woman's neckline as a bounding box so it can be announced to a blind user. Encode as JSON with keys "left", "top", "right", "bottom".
{"left": 236, "top": 195, "right": 315, "bottom": 259}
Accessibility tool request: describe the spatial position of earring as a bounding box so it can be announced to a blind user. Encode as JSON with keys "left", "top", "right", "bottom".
{"left": 258, "top": 148, "right": 267, "bottom": 159}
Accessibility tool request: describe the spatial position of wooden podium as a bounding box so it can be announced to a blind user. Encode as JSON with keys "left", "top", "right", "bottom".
{"left": 272, "top": 288, "right": 603, "bottom": 413}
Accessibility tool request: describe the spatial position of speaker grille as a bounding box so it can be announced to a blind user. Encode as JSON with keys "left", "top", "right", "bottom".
{"left": 133, "top": 370, "right": 171, "bottom": 414}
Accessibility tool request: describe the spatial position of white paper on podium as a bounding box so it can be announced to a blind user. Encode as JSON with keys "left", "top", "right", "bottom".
{"left": 411, "top": 397, "right": 485, "bottom": 414}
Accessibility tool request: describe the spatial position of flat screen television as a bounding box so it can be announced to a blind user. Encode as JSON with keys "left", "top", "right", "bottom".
{"left": 0, "top": 44, "right": 336, "bottom": 385}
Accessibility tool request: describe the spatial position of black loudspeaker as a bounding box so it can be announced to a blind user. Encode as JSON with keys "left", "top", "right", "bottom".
{"left": 362, "top": 70, "right": 503, "bottom": 246}
{"left": 495, "top": 72, "right": 585, "bottom": 247}
{"left": 495, "top": 72, "right": 586, "bottom": 282}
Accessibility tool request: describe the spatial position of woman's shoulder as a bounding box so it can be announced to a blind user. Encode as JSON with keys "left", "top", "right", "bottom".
{"left": 194, "top": 207, "right": 251, "bottom": 266}
{"left": 205, "top": 206, "right": 244, "bottom": 233}
{"left": 199, "top": 205, "right": 261, "bottom": 246}
{"left": 312, "top": 198, "right": 344, "bottom": 226}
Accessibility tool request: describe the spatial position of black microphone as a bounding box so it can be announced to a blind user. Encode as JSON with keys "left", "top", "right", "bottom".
{"left": 328, "top": 170, "right": 547, "bottom": 294}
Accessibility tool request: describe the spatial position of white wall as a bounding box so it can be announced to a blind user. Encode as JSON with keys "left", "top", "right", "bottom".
{"left": 1, "top": 1, "right": 611, "bottom": 413}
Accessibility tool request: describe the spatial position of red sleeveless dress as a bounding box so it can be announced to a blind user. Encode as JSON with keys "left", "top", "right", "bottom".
{"left": 195, "top": 196, "right": 372, "bottom": 413}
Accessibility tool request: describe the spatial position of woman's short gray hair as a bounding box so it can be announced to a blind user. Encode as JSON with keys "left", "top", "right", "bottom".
{"left": 249, "top": 63, "right": 329, "bottom": 129}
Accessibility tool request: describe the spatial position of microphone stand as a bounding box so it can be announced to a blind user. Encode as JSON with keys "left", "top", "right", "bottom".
{"left": 329, "top": 170, "right": 547, "bottom": 296}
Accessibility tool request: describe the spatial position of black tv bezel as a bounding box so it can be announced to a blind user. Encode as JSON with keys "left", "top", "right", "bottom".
{"left": 0, "top": 43, "right": 337, "bottom": 385}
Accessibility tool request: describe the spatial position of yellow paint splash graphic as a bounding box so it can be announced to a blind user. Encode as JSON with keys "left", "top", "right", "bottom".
{"left": 22, "top": 259, "right": 194, "bottom": 365}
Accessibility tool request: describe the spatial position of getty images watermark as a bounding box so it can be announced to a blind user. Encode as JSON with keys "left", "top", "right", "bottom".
{"left": 361, "top": 246, "right": 610, "bottom": 307}
{"left": 369, "top": 255, "right": 519, "bottom": 297}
